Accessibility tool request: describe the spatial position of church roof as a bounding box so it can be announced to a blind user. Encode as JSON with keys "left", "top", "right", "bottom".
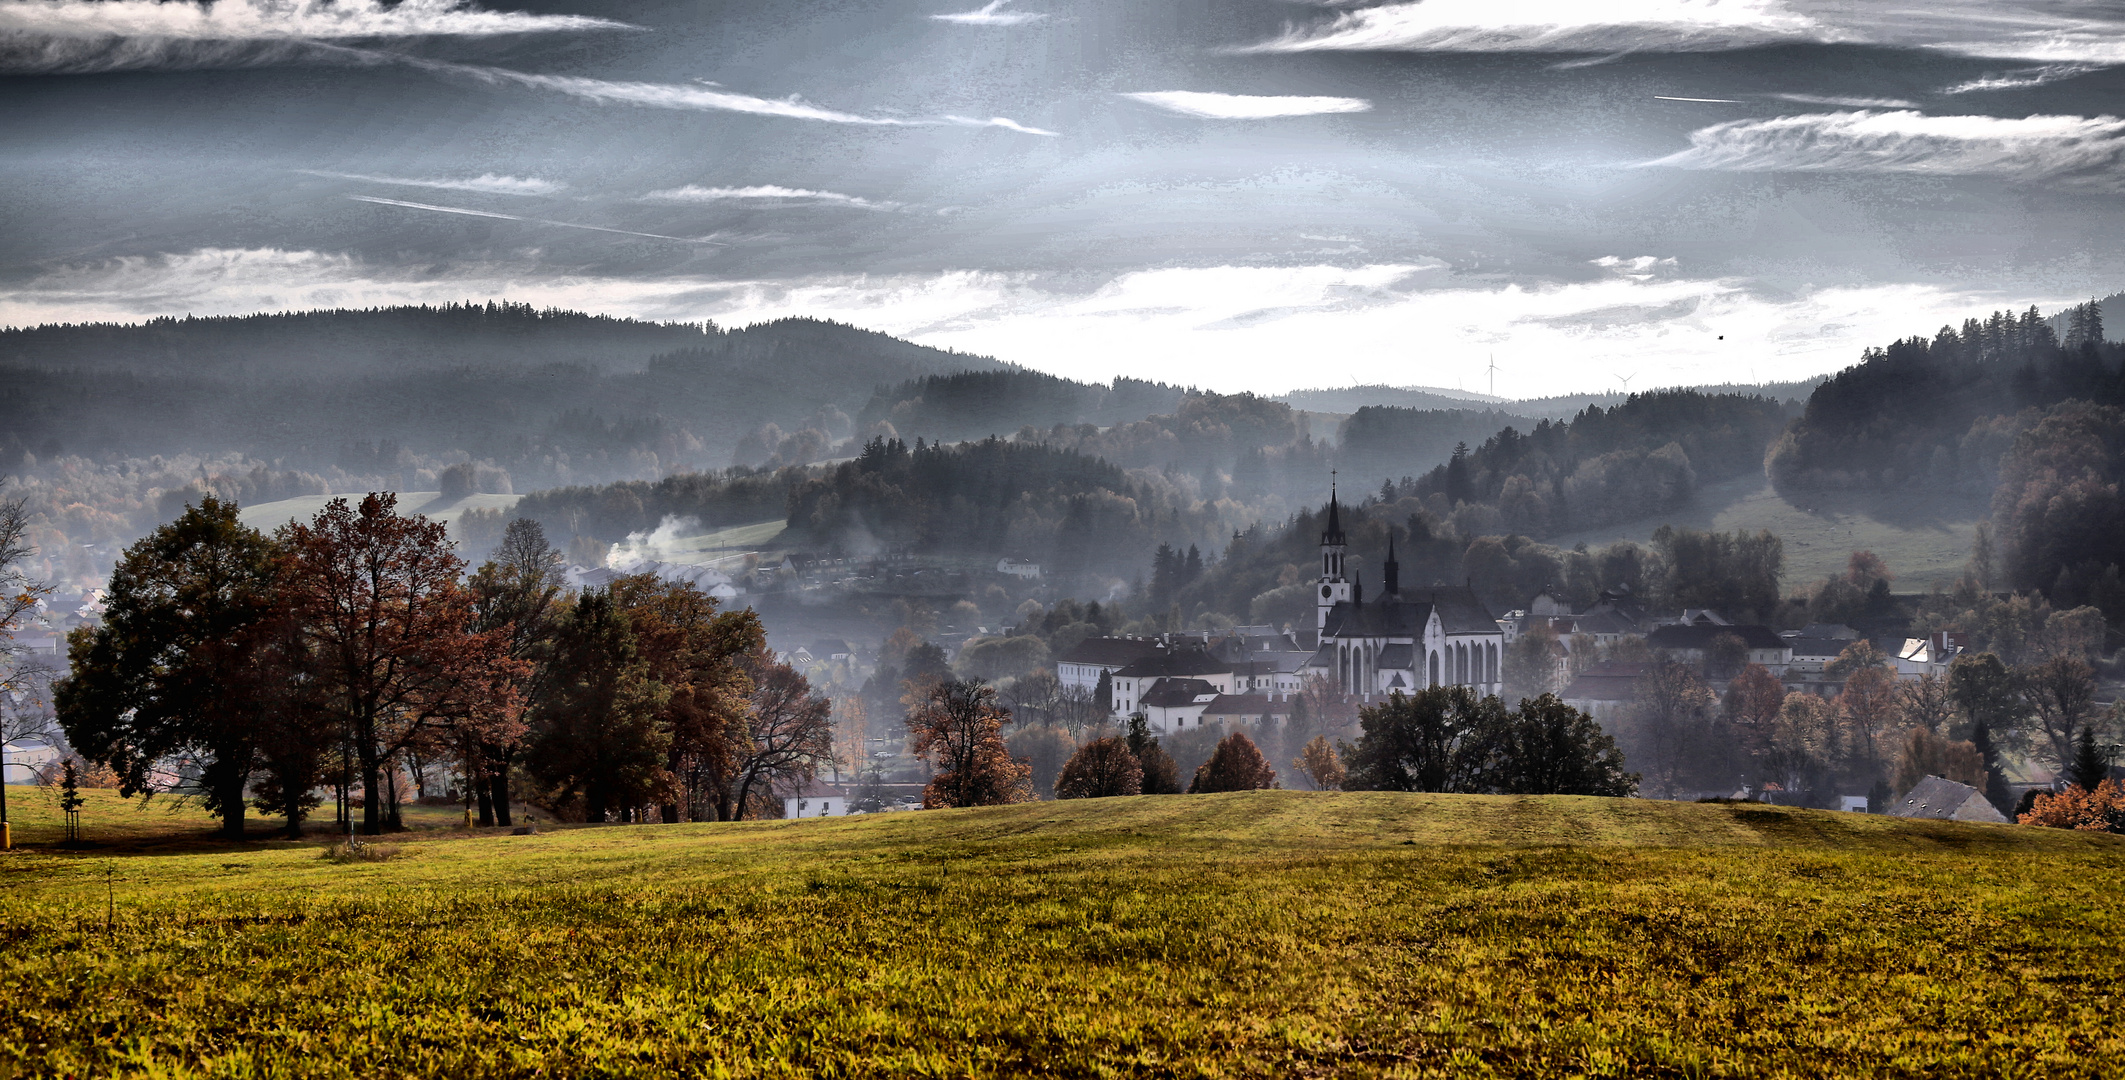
{"left": 1377, "top": 643, "right": 1417, "bottom": 670}
{"left": 1321, "top": 585, "right": 1500, "bottom": 640}
{"left": 1113, "top": 649, "right": 1229, "bottom": 680}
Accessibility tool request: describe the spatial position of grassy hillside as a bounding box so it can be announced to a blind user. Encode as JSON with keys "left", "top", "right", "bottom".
{"left": 1550, "top": 474, "right": 1989, "bottom": 588}
{"left": 3, "top": 790, "right": 2120, "bottom": 1076}
{"left": 237, "top": 491, "right": 523, "bottom": 534}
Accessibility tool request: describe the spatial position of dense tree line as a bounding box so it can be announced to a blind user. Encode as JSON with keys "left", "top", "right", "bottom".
{"left": 1769, "top": 302, "right": 2124, "bottom": 494}
{"left": 1988, "top": 401, "right": 2125, "bottom": 622}
{"left": 56, "top": 498, "right": 831, "bottom": 836}
{"left": 1339, "top": 687, "right": 1636, "bottom": 796}
{"left": 858, "top": 370, "right": 1185, "bottom": 445}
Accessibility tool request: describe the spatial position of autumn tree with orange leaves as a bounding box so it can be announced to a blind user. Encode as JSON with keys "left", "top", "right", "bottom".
{"left": 908, "top": 679, "right": 1032, "bottom": 808}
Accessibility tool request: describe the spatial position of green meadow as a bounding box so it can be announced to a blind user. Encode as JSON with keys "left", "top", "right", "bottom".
{"left": 2, "top": 789, "right": 2121, "bottom": 1077}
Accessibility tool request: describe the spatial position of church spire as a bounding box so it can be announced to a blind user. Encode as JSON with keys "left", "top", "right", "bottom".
{"left": 1322, "top": 470, "right": 1345, "bottom": 545}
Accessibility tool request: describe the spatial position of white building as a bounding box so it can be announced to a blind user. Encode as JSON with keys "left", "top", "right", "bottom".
{"left": 783, "top": 785, "right": 849, "bottom": 819}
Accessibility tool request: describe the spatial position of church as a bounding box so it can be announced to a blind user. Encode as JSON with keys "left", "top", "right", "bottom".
{"left": 1304, "top": 486, "right": 1505, "bottom": 698}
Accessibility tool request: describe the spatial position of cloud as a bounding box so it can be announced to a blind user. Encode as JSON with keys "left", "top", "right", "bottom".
{"left": 640, "top": 184, "right": 895, "bottom": 209}
{"left": 1643, "top": 109, "right": 2125, "bottom": 187}
{"left": 348, "top": 195, "right": 713, "bottom": 242}
{"left": 1241, "top": 0, "right": 1827, "bottom": 54}
{"left": 1239, "top": 0, "right": 2125, "bottom": 64}
{"left": 1941, "top": 63, "right": 2100, "bottom": 94}
{"left": 1770, "top": 93, "right": 1921, "bottom": 109}
{"left": 302, "top": 170, "right": 565, "bottom": 195}
{"left": 1592, "top": 255, "right": 1678, "bottom": 280}
{"left": 930, "top": 0, "right": 1044, "bottom": 26}
{"left": 0, "top": 0, "right": 628, "bottom": 39}
{"left": 398, "top": 56, "right": 1061, "bottom": 133}
{"left": 1119, "top": 91, "right": 1372, "bottom": 119}
{"left": 0, "top": 248, "right": 2063, "bottom": 397}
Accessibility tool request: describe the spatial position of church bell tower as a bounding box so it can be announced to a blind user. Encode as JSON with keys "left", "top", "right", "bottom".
{"left": 1317, "top": 477, "right": 1351, "bottom": 631}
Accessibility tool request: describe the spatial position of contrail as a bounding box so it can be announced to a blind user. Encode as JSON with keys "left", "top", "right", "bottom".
{"left": 347, "top": 195, "right": 716, "bottom": 243}
{"left": 1654, "top": 95, "right": 1742, "bottom": 103}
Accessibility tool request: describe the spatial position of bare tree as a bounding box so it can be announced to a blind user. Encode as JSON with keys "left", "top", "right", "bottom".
{"left": 730, "top": 648, "right": 835, "bottom": 819}
{"left": 1, "top": 489, "right": 55, "bottom": 837}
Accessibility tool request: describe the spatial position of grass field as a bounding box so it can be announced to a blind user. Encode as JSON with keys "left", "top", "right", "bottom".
{"left": 3, "top": 789, "right": 2122, "bottom": 1077}
{"left": 237, "top": 491, "right": 524, "bottom": 534}
{"left": 1551, "top": 476, "right": 1989, "bottom": 589}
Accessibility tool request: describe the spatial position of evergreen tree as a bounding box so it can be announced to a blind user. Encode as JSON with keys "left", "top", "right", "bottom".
{"left": 2070, "top": 725, "right": 2110, "bottom": 791}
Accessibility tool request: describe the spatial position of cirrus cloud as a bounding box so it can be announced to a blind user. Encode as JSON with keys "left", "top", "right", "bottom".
{"left": 0, "top": 0, "right": 631, "bottom": 39}
{"left": 301, "top": 170, "right": 565, "bottom": 195}
{"left": 930, "top": 0, "right": 1044, "bottom": 27}
{"left": 1120, "top": 91, "right": 1371, "bottom": 119}
{"left": 642, "top": 184, "right": 897, "bottom": 210}
{"left": 1644, "top": 109, "right": 2125, "bottom": 188}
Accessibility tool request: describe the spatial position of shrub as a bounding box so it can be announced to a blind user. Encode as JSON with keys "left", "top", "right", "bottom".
{"left": 1188, "top": 732, "right": 1276, "bottom": 793}
{"left": 2019, "top": 779, "right": 2125, "bottom": 833}
{"left": 1055, "top": 737, "right": 1142, "bottom": 799}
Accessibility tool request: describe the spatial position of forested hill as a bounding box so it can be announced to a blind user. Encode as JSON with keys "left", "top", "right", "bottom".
{"left": 0, "top": 305, "right": 1006, "bottom": 485}
{"left": 1768, "top": 302, "right": 2125, "bottom": 495}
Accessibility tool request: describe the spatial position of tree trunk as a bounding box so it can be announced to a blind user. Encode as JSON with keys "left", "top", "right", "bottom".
{"left": 217, "top": 767, "right": 247, "bottom": 840}
{"left": 490, "top": 752, "right": 512, "bottom": 824}
{"left": 475, "top": 779, "right": 494, "bottom": 827}
{"left": 360, "top": 744, "right": 383, "bottom": 836}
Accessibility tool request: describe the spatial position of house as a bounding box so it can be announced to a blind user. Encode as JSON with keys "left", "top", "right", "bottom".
{"left": 996, "top": 558, "right": 1041, "bottom": 580}
{"left": 1887, "top": 776, "right": 2009, "bottom": 823}
{"left": 1198, "top": 693, "right": 1294, "bottom": 730}
{"left": 1055, "top": 636, "right": 1168, "bottom": 698}
{"left": 1139, "top": 678, "right": 1222, "bottom": 734}
{"left": 1644, "top": 623, "right": 1792, "bottom": 673}
{"left": 1560, "top": 660, "right": 1652, "bottom": 724}
{"left": 1110, "top": 648, "right": 1233, "bottom": 716}
{"left": 810, "top": 639, "right": 853, "bottom": 662}
{"left": 1303, "top": 487, "right": 1504, "bottom": 698}
{"left": 783, "top": 783, "right": 849, "bottom": 819}
{"left": 1888, "top": 636, "right": 1960, "bottom": 681}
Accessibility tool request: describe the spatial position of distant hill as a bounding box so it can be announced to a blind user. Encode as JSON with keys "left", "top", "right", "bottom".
{"left": 0, "top": 304, "right": 1008, "bottom": 485}
{"left": 1278, "top": 384, "right": 1504, "bottom": 414}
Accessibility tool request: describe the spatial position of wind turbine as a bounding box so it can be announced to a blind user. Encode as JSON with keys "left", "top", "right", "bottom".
{"left": 1486, "top": 354, "right": 1501, "bottom": 398}
{"left": 1616, "top": 371, "right": 1638, "bottom": 396}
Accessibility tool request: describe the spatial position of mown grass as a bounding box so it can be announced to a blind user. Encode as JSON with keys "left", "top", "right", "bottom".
{"left": 2, "top": 792, "right": 2121, "bottom": 1077}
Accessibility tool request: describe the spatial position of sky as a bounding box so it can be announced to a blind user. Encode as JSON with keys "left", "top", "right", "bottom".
{"left": 5, "top": 0, "right": 2125, "bottom": 397}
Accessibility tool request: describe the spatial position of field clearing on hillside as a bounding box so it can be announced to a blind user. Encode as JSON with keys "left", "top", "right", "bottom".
{"left": 237, "top": 491, "right": 522, "bottom": 533}
{"left": 3, "top": 792, "right": 2121, "bottom": 1077}
{"left": 673, "top": 518, "right": 788, "bottom": 558}
{"left": 1551, "top": 476, "right": 1989, "bottom": 588}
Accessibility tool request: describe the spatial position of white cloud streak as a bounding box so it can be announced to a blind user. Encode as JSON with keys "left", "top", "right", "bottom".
{"left": 1242, "top": 0, "right": 1827, "bottom": 55}
{"left": 0, "top": 0, "right": 629, "bottom": 39}
{"left": 640, "top": 184, "right": 896, "bottom": 210}
{"left": 348, "top": 195, "right": 713, "bottom": 242}
{"left": 303, "top": 170, "right": 565, "bottom": 195}
{"left": 1241, "top": 0, "right": 2125, "bottom": 65}
{"left": 1120, "top": 91, "right": 1372, "bottom": 119}
{"left": 1941, "top": 63, "right": 2100, "bottom": 94}
{"left": 930, "top": 0, "right": 1044, "bottom": 26}
{"left": 1770, "top": 93, "right": 1920, "bottom": 109}
{"left": 398, "top": 55, "right": 1061, "bottom": 134}
{"left": 1644, "top": 109, "right": 2125, "bottom": 188}
{"left": 0, "top": 248, "right": 2062, "bottom": 398}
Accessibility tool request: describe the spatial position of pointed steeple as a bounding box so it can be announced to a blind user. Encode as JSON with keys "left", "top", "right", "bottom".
{"left": 1322, "top": 471, "right": 1346, "bottom": 546}
{"left": 1384, "top": 532, "right": 1400, "bottom": 598}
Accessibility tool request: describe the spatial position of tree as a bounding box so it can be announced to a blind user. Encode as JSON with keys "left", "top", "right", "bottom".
{"left": 1489, "top": 694, "right": 1637, "bottom": 796}
{"left": 1006, "top": 722, "right": 1077, "bottom": 799}
{"left": 1970, "top": 720, "right": 2013, "bottom": 816}
{"left": 1188, "top": 731, "right": 1276, "bottom": 793}
{"left": 1502, "top": 621, "right": 1562, "bottom": 701}
{"left": 1948, "top": 652, "right": 2019, "bottom": 741}
{"left": 2019, "top": 778, "right": 2125, "bottom": 833}
{"left": 1897, "top": 673, "right": 1957, "bottom": 735}
{"left": 56, "top": 498, "right": 285, "bottom": 838}
{"left": 2069, "top": 725, "right": 2110, "bottom": 792}
{"left": 1055, "top": 736, "right": 1142, "bottom": 798}
{"left": 609, "top": 575, "right": 762, "bottom": 822}
{"left": 1765, "top": 692, "right": 1835, "bottom": 798}
{"left": 2019, "top": 656, "right": 2097, "bottom": 772}
{"left": 279, "top": 494, "right": 524, "bottom": 834}
{"left": 908, "top": 679, "right": 1033, "bottom": 808}
{"left": 525, "top": 589, "right": 667, "bottom": 822}
{"left": 729, "top": 648, "right": 836, "bottom": 820}
{"left": 1341, "top": 686, "right": 1496, "bottom": 793}
{"left": 1125, "top": 711, "right": 1182, "bottom": 795}
{"left": 1623, "top": 660, "right": 1722, "bottom": 799}
{"left": 1704, "top": 632, "right": 1750, "bottom": 682}
{"left": 1838, "top": 666, "right": 1903, "bottom": 783}
{"left": 1291, "top": 735, "right": 1345, "bottom": 791}
{"left": 465, "top": 517, "right": 566, "bottom": 826}
{"left": 1723, "top": 663, "right": 1786, "bottom": 757}
{"left": 1094, "top": 668, "right": 1114, "bottom": 716}
{"left": 1893, "top": 727, "right": 1985, "bottom": 798}
{"left": 0, "top": 486, "right": 52, "bottom": 703}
